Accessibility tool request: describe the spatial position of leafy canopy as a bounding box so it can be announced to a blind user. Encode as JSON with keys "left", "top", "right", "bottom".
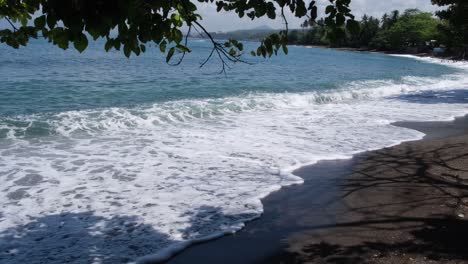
{"left": 431, "top": 0, "right": 468, "bottom": 48}
{"left": 289, "top": 8, "right": 447, "bottom": 53}
{"left": 384, "top": 9, "right": 439, "bottom": 49}
{"left": 0, "top": 0, "right": 359, "bottom": 67}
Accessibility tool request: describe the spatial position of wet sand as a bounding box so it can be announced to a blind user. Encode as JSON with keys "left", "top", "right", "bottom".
{"left": 167, "top": 115, "right": 468, "bottom": 264}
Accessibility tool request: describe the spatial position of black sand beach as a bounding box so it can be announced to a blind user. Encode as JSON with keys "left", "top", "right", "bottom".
{"left": 167, "top": 115, "right": 468, "bottom": 264}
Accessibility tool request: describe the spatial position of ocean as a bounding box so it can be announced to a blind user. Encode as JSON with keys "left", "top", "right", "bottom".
{"left": 1, "top": 39, "right": 468, "bottom": 263}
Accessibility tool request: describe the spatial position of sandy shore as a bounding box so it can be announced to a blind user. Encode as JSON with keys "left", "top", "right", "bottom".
{"left": 168, "top": 115, "right": 468, "bottom": 264}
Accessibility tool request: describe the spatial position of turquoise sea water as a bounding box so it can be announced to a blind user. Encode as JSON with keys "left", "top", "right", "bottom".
{"left": 0, "top": 40, "right": 456, "bottom": 117}
{"left": 1, "top": 39, "right": 468, "bottom": 263}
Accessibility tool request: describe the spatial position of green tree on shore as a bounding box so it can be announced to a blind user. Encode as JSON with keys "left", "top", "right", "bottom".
{"left": 290, "top": 8, "right": 442, "bottom": 53}
{"left": 382, "top": 9, "right": 439, "bottom": 50}
{"left": 431, "top": 0, "right": 468, "bottom": 58}
{"left": 357, "top": 15, "right": 379, "bottom": 47}
{"left": 381, "top": 10, "right": 399, "bottom": 31}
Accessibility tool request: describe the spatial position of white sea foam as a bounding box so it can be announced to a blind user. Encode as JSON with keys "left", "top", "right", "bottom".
{"left": 0, "top": 56, "right": 468, "bottom": 263}
{"left": 390, "top": 54, "right": 468, "bottom": 70}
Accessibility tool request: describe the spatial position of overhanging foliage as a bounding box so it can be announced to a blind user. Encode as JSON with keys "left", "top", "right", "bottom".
{"left": 0, "top": 0, "right": 359, "bottom": 70}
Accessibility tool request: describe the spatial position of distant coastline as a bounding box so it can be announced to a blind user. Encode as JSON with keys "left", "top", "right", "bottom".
{"left": 192, "top": 35, "right": 464, "bottom": 62}
{"left": 292, "top": 44, "right": 465, "bottom": 61}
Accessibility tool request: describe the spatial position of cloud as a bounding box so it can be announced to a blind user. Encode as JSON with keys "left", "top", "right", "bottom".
{"left": 349, "top": 0, "right": 442, "bottom": 18}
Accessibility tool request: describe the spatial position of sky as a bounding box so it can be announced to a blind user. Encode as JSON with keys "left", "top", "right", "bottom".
{"left": 0, "top": 0, "right": 442, "bottom": 32}
{"left": 196, "top": 0, "right": 443, "bottom": 32}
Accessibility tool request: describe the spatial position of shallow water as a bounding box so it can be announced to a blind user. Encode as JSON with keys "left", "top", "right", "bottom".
{"left": 1, "top": 40, "right": 468, "bottom": 263}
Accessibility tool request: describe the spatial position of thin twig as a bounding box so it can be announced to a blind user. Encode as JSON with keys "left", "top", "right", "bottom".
{"left": 5, "top": 17, "right": 18, "bottom": 32}
{"left": 200, "top": 47, "right": 216, "bottom": 68}
{"left": 192, "top": 20, "right": 251, "bottom": 74}
{"left": 281, "top": 6, "right": 289, "bottom": 37}
{"left": 170, "top": 26, "right": 192, "bottom": 66}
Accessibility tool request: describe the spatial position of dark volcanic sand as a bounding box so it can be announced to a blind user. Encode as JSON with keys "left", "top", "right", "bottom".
{"left": 167, "top": 116, "right": 468, "bottom": 264}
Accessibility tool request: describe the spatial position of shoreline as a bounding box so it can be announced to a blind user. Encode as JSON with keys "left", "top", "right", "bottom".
{"left": 167, "top": 114, "right": 468, "bottom": 264}
{"left": 295, "top": 44, "right": 464, "bottom": 61}
{"left": 2, "top": 42, "right": 467, "bottom": 264}
{"left": 148, "top": 49, "right": 468, "bottom": 264}
{"left": 144, "top": 115, "right": 465, "bottom": 263}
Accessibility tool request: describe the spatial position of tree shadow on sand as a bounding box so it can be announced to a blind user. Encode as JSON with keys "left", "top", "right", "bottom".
{"left": 264, "top": 138, "right": 468, "bottom": 263}
{"left": 271, "top": 217, "right": 468, "bottom": 264}
{"left": 0, "top": 206, "right": 256, "bottom": 264}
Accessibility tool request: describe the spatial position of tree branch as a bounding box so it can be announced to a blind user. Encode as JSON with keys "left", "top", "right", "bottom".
{"left": 4, "top": 17, "right": 18, "bottom": 32}
{"left": 169, "top": 26, "right": 192, "bottom": 66}
{"left": 281, "top": 6, "right": 289, "bottom": 37}
{"left": 192, "top": 20, "right": 251, "bottom": 74}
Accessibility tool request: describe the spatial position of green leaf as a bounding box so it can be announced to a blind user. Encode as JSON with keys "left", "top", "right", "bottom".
{"left": 124, "top": 44, "right": 131, "bottom": 57}
{"left": 160, "top": 40, "right": 167, "bottom": 52}
{"left": 173, "top": 29, "right": 183, "bottom": 43}
{"left": 337, "top": 5, "right": 351, "bottom": 14}
{"left": 264, "top": 38, "right": 273, "bottom": 55}
{"left": 52, "top": 29, "right": 70, "bottom": 50}
{"left": 20, "top": 17, "right": 28, "bottom": 27}
{"left": 282, "top": 45, "right": 288, "bottom": 55}
{"left": 34, "top": 16, "right": 46, "bottom": 29}
{"left": 88, "top": 28, "right": 100, "bottom": 40}
{"left": 325, "top": 5, "right": 335, "bottom": 15}
{"left": 105, "top": 39, "right": 112, "bottom": 52}
{"left": 74, "top": 33, "right": 88, "bottom": 53}
{"left": 118, "top": 23, "right": 128, "bottom": 35}
{"left": 134, "top": 46, "right": 141, "bottom": 56}
{"left": 295, "top": 1, "right": 307, "bottom": 17}
{"left": 172, "top": 13, "right": 180, "bottom": 22}
{"left": 308, "top": 1, "right": 317, "bottom": 10}
{"left": 310, "top": 6, "right": 318, "bottom": 20}
{"left": 267, "top": 3, "right": 276, "bottom": 19}
{"left": 47, "top": 14, "right": 57, "bottom": 29}
{"left": 166, "top": 47, "right": 175, "bottom": 62}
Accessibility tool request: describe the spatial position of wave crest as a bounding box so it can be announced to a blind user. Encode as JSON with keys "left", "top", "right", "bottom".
{"left": 2, "top": 70, "right": 467, "bottom": 139}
